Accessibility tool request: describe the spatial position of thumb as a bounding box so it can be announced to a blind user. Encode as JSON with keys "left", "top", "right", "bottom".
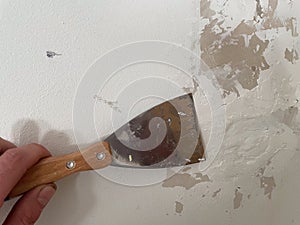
{"left": 3, "top": 184, "right": 57, "bottom": 225}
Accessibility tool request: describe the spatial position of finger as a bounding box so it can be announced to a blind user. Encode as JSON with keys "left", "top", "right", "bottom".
{"left": 3, "top": 184, "right": 57, "bottom": 225}
{"left": 0, "top": 138, "right": 17, "bottom": 155}
{"left": 0, "top": 144, "right": 51, "bottom": 206}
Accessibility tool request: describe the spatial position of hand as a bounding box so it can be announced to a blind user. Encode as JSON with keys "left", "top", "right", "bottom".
{"left": 0, "top": 137, "right": 56, "bottom": 225}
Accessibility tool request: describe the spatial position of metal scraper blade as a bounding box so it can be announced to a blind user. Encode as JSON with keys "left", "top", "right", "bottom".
{"left": 104, "top": 94, "right": 204, "bottom": 168}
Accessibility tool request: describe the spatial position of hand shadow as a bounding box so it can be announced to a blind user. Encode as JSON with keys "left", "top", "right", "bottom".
{"left": 11, "top": 119, "right": 98, "bottom": 225}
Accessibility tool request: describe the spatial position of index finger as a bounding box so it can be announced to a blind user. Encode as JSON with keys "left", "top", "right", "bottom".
{"left": 0, "top": 144, "right": 51, "bottom": 206}
{"left": 0, "top": 138, "right": 17, "bottom": 155}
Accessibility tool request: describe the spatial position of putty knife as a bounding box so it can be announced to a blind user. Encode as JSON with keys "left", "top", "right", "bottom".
{"left": 8, "top": 94, "right": 204, "bottom": 199}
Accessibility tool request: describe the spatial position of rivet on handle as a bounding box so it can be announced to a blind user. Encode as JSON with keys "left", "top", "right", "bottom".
{"left": 66, "top": 160, "right": 76, "bottom": 169}
{"left": 96, "top": 152, "right": 106, "bottom": 161}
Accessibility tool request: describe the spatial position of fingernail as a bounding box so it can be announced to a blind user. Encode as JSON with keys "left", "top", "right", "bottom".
{"left": 37, "top": 184, "right": 57, "bottom": 207}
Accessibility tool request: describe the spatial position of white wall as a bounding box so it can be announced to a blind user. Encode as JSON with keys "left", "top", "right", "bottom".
{"left": 1, "top": 1, "right": 300, "bottom": 225}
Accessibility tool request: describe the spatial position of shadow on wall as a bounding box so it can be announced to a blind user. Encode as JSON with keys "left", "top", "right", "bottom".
{"left": 10, "top": 119, "right": 97, "bottom": 225}
{"left": 11, "top": 119, "right": 77, "bottom": 154}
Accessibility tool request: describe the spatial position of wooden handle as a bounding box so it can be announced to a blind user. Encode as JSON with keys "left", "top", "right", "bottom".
{"left": 8, "top": 142, "right": 112, "bottom": 199}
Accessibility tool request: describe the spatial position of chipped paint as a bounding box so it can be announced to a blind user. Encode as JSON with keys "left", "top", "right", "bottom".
{"left": 93, "top": 95, "right": 120, "bottom": 111}
{"left": 260, "top": 176, "right": 276, "bottom": 199}
{"left": 285, "top": 17, "right": 299, "bottom": 37}
{"left": 194, "top": 172, "right": 211, "bottom": 182}
{"left": 256, "top": 165, "right": 276, "bottom": 199}
{"left": 200, "top": 14, "right": 270, "bottom": 96}
{"left": 162, "top": 173, "right": 211, "bottom": 190}
{"left": 200, "top": 0, "right": 299, "bottom": 96}
{"left": 182, "top": 76, "right": 200, "bottom": 94}
{"left": 175, "top": 201, "right": 184, "bottom": 214}
{"left": 284, "top": 48, "right": 299, "bottom": 64}
{"left": 200, "top": 0, "right": 216, "bottom": 19}
{"left": 212, "top": 188, "right": 221, "bottom": 197}
{"left": 255, "top": 0, "right": 264, "bottom": 19}
{"left": 233, "top": 188, "right": 243, "bottom": 209}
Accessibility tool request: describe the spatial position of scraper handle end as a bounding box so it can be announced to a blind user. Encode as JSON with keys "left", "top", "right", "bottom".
{"left": 7, "top": 142, "right": 112, "bottom": 199}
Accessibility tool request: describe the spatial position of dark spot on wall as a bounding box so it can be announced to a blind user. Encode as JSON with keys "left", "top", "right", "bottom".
{"left": 46, "top": 51, "right": 62, "bottom": 58}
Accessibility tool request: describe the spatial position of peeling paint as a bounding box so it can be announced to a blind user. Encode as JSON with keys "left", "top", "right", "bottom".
{"left": 175, "top": 201, "right": 184, "bottom": 214}
{"left": 162, "top": 173, "right": 211, "bottom": 190}
{"left": 200, "top": 16, "right": 270, "bottom": 96}
{"left": 200, "top": 20, "right": 270, "bottom": 96}
{"left": 200, "top": 0, "right": 298, "bottom": 97}
{"left": 233, "top": 188, "right": 243, "bottom": 209}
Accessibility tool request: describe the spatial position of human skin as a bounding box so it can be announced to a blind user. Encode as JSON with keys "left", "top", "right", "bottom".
{"left": 0, "top": 137, "right": 56, "bottom": 225}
